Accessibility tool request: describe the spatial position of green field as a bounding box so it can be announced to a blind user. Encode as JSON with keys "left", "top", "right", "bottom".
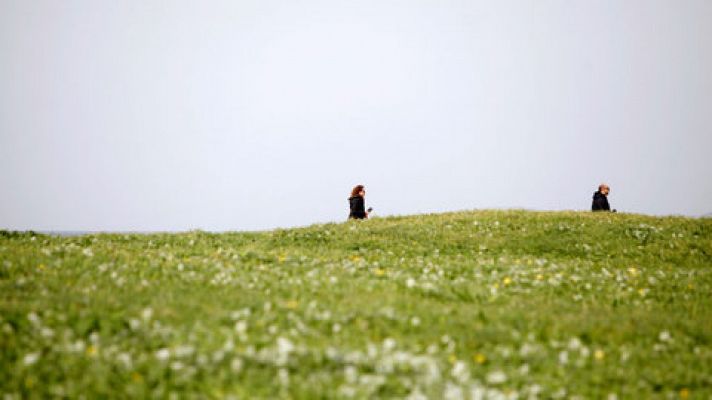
{"left": 1, "top": 210, "right": 711, "bottom": 399}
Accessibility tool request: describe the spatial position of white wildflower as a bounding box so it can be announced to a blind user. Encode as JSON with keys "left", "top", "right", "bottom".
{"left": 444, "top": 382, "right": 465, "bottom": 400}
{"left": 277, "top": 337, "right": 294, "bottom": 354}
{"left": 567, "top": 337, "right": 582, "bottom": 350}
{"left": 230, "top": 308, "right": 251, "bottom": 320}
{"left": 520, "top": 343, "right": 537, "bottom": 357}
{"left": 423, "top": 358, "right": 441, "bottom": 385}
{"left": 527, "top": 384, "right": 542, "bottom": 396}
{"left": 234, "top": 320, "right": 247, "bottom": 335}
{"left": 359, "top": 374, "right": 385, "bottom": 388}
{"left": 230, "top": 357, "right": 243, "bottom": 373}
{"left": 344, "top": 365, "right": 358, "bottom": 383}
{"left": 339, "top": 385, "right": 356, "bottom": 398}
{"left": 129, "top": 318, "right": 141, "bottom": 330}
{"left": 212, "top": 349, "right": 225, "bottom": 363}
{"left": 66, "top": 340, "right": 85, "bottom": 354}
{"left": 155, "top": 348, "right": 170, "bottom": 361}
{"left": 519, "top": 363, "right": 530, "bottom": 375}
{"left": 278, "top": 368, "right": 289, "bottom": 386}
{"left": 141, "top": 308, "right": 153, "bottom": 321}
{"left": 451, "top": 361, "right": 470, "bottom": 383}
{"left": 659, "top": 331, "right": 671, "bottom": 342}
{"left": 23, "top": 352, "right": 40, "bottom": 366}
{"left": 27, "top": 312, "right": 40, "bottom": 326}
{"left": 558, "top": 351, "right": 569, "bottom": 365}
{"left": 486, "top": 370, "right": 507, "bottom": 384}
{"left": 407, "top": 388, "right": 428, "bottom": 400}
{"left": 117, "top": 352, "right": 132, "bottom": 368}
{"left": 620, "top": 349, "right": 631, "bottom": 362}
{"left": 470, "top": 384, "right": 486, "bottom": 400}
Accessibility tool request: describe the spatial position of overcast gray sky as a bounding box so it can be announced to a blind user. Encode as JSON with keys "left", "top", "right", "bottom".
{"left": 1, "top": 0, "right": 711, "bottom": 231}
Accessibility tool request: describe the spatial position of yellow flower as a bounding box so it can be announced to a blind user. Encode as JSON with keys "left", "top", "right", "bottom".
{"left": 277, "top": 255, "right": 286, "bottom": 262}
{"left": 680, "top": 388, "right": 689, "bottom": 399}
{"left": 536, "top": 274, "right": 544, "bottom": 281}
{"left": 448, "top": 354, "right": 457, "bottom": 364}
{"left": 474, "top": 353, "right": 486, "bottom": 364}
{"left": 594, "top": 349, "right": 605, "bottom": 360}
{"left": 503, "top": 277, "right": 512, "bottom": 286}
{"left": 374, "top": 269, "right": 385, "bottom": 277}
{"left": 628, "top": 267, "right": 639, "bottom": 277}
{"left": 285, "top": 300, "right": 299, "bottom": 309}
{"left": 350, "top": 255, "right": 361, "bottom": 262}
{"left": 86, "top": 345, "right": 97, "bottom": 357}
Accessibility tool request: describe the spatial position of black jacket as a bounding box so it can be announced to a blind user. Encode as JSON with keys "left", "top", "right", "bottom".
{"left": 591, "top": 191, "right": 611, "bottom": 211}
{"left": 348, "top": 196, "right": 367, "bottom": 219}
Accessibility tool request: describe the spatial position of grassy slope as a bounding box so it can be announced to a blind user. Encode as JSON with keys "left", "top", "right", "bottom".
{"left": 1, "top": 210, "right": 711, "bottom": 399}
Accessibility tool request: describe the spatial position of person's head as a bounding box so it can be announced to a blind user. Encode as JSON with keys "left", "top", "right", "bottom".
{"left": 598, "top": 184, "right": 610, "bottom": 196}
{"left": 350, "top": 185, "right": 365, "bottom": 198}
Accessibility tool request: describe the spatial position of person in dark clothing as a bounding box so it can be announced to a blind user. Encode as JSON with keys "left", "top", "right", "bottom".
{"left": 592, "top": 184, "right": 613, "bottom": 211}
{"left": 348, "top": 185, "right": 369, "bottom": 219}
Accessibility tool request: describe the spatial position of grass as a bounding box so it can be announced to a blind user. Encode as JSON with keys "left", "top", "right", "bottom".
{"left": 1, "top": 210, "right": 711, "bottom": 399}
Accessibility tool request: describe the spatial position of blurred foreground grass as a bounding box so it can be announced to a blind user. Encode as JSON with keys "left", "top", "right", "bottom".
{"left": 1, "top": 210, "right": 711, "bottom": 399}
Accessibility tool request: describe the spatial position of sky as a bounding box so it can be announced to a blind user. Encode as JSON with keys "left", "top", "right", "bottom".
{"left": 1, "top": 0, "right": 711, "bottom": 231}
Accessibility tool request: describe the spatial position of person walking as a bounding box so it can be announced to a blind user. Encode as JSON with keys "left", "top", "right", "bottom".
{"left": 592, "top": 183, "right": 614, "bottom": 212}
{"left": 348, "top": 185, "right": 369, "bottom": 219}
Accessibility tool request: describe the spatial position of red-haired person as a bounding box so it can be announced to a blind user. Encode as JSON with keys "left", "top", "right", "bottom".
{"left": 592, "top": 183, "right": 615, "bottom": 212}
{"left": 348, "top": 185, "right": 369, "bottom": 219}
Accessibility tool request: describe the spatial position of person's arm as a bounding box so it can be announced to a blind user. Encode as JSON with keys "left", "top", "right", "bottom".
{"left": 592, "top": 194, "right": 611, "bottom": 212}
{"left": 592, "top": 195, "right": 603, "bottom": 211}
{"left": 354, "top": 197, "right": 366, "bottom": 218}
{"left": 602, "top": 197, "right": 611, "bottom": 211}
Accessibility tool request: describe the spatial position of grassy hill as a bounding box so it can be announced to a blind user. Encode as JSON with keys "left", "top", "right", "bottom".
{"left": 1, "top": 210, "right": 711, "bottom": 399}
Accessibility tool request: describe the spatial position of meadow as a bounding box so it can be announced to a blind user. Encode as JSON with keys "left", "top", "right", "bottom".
{"left": 1, "top": 210, "right": 711, "bottom": 399}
